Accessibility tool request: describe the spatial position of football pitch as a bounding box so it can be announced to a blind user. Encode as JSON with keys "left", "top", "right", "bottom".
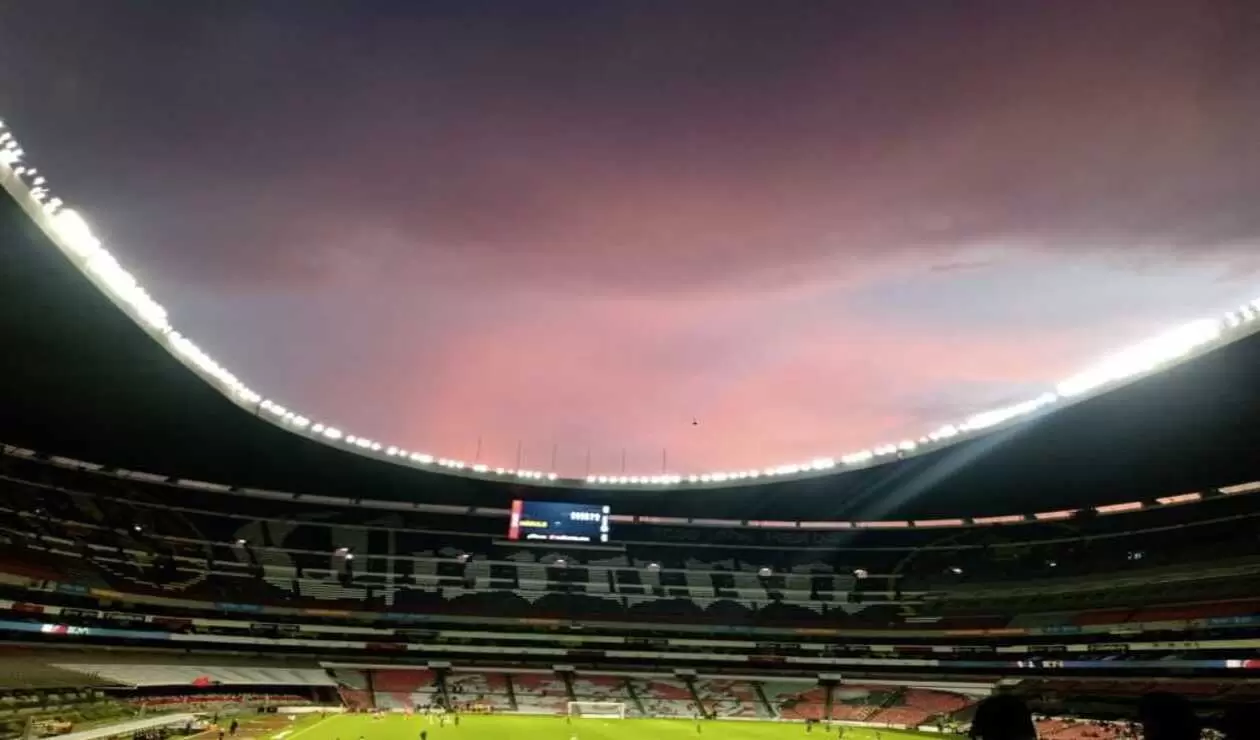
{"left": 272, "top": 712, "right": 962, "bottom": 740}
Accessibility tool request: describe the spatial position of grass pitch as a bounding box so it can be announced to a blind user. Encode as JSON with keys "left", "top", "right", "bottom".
{"left": 272, "top": 712, "right": 960, "bottom": 740}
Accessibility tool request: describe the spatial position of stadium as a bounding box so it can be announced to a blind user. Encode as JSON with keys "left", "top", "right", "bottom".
{"left": 4, "top": 100, "right": 1260, "bottom": 740}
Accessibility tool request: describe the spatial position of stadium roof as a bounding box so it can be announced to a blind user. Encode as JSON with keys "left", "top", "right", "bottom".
{"left": 4, "top": 118, "right": 1260, "bottom": 521}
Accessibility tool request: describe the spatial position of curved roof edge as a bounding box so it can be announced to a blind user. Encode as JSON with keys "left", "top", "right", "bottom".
{"left": 6, "top": 441, "right": 1257, "bottom": 533}
{"left": 3, "top": 114, "right": 1260, "bottom": 492}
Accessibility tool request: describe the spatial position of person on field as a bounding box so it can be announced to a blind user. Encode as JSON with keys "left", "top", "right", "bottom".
{"left": 969, "top": 695, "right": 1036, "bottom": 740}
{"left": 1138, "top": 693, "right": 1199, "bottom": 740}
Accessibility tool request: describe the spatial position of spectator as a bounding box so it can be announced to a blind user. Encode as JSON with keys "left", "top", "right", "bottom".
{"left": 1138, "top": 693, "right": 1199, "bottom": 740}
{"left": 1218, "top": 703, "right": 1260, "bottom": 740}
{"left": 969, "top": 695, "right": 1036, "bottom": 740}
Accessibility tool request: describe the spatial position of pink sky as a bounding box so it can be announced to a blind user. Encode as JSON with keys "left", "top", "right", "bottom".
{"left": 1, "top": 0, "right": 1258, "bottom": 474}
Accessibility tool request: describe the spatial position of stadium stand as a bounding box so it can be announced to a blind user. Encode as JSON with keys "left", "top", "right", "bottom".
{"left": 446, "top": 670, "right": 513, "bottom": 712}
{"left": 761, "top": 682, "right": 825, "bottom": 720}
{"left": 7, "top": 114, "right": 1260, "bottom": 736}
{"left": 369, "top": 669, "right": 439, "bottom": 711}
{"left": 570, "top": 675, "right": 636, "bottom": 714}
{"left": 54, "top": 666, "right": 332, "bottom": 688}
{"left": 692, "top": 679, "right": 762, "bottom": 718}
{"left": 506, "top": 673, "right": 568, "bottom": 715}
{"left": 629, "top": 678, "right": 694, "bottom": 718}
{"left": 0, "top": 661, "right": 116, "bottom": 691}
{"left": 330, "top": 670, "right": 372, "bottom": 711}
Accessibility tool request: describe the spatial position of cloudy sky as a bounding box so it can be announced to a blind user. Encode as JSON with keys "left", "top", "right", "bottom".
{"left": 1, "top": 0, "right": 1258, "bottom": 475}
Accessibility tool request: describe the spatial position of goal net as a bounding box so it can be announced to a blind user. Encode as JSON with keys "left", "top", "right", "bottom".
{"left": 566, "top": 701, "right": 627, "bottom": 719}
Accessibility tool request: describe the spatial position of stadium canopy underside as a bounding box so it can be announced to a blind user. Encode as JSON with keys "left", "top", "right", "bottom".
{"left": 2, "top": 184, "right": 1260, "bottom": 521}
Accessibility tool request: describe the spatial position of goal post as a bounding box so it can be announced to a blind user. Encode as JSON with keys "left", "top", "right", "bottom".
{"left": 567, "top": 701, "right": 627, "bottom": 719}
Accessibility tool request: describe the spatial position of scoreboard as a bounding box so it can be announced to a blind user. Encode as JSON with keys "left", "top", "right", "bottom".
{"left": 508, "top": 500, "right": 611, "bottom": 543}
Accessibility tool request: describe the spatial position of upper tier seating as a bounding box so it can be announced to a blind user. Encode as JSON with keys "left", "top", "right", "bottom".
{"left": 2, "top": 454, "right": 1260, "bottom": 641}
{"left": 3, "top": 456, "right": 1259, "bottom": 632}
{"left": 52, "top": 664, "right": 333, "bottom": 688}
{"left": 0, "top": 660, "right": 118, "bottom": 690}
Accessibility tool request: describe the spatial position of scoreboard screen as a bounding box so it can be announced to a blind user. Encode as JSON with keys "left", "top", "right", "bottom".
{"left": 509, "top": 500, "right": 611, "bottom": 543}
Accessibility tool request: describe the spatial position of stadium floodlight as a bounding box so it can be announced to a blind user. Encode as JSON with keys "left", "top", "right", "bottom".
{"left": 567, "top": 702, "right": 626, "bottom": 720}
{"left": 6, "top": 112, "right": 1260, "bottom": 491}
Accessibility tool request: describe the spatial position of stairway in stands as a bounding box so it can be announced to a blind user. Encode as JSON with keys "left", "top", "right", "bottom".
{"left": 864, "top": 686, "right": 905, "bottom": 721}
{"left": 504, "top": 675, "right": 519, "bottom": 712}
{"left": 753, "top": 682, "right": 775, "bottom": 719}
{"left": 437, "top": 670, "right": 452, "bottom": 709}
{"left": 625, "top": 680, "right": 647, "bottom": 717}
{"left": 684, "top": 677, "right": 707, "bottom": 718}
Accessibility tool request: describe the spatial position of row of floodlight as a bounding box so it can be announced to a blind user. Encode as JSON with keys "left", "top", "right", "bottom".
{"left": 2, "top": 115, "right": 1258, "bottom": 489}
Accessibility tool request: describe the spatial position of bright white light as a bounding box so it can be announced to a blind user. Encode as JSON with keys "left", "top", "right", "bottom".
{"left": 1057, "top": 320, "right": 1222, "bottom": 397}
{"left": 6, "top": 110, "right": 1256, "bottom": 490}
